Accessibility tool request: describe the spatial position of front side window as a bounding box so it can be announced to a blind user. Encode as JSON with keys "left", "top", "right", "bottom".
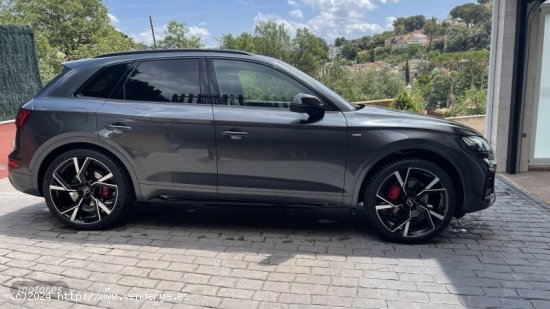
{"left": 120, "top": 59, "right": 202, "bottom": 103}
{"left": 212, "top": 60, "right": 315, "bottom": 109}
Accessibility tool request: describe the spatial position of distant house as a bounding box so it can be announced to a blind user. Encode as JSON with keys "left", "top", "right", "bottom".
{"left": 385, "top": 31, "right": 429, "bottom": 49}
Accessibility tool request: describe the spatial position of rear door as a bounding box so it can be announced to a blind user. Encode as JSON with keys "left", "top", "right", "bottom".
{"left": 93, "top": 58, "right": 217, "bottom": 201}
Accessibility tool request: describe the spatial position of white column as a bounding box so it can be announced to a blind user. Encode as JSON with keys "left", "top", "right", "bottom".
{"left": 486, "top": 0, "right": 518, "bottom": 172}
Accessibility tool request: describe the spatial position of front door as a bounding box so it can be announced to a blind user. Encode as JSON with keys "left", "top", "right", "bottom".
{"left": 209, "top": 59, "right": 347, "bottom": 206}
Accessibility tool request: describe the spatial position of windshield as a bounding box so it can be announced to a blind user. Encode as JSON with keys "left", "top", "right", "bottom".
{"left": 257, "top": 56, "right": 357, "bottom": 111}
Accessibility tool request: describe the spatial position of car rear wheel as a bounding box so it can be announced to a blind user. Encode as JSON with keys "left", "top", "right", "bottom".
{"left": 42, "top": 149, "right": 133, "bottom": 229}
{"left": 364, "top": 159, "right": 456, "bottom": 243}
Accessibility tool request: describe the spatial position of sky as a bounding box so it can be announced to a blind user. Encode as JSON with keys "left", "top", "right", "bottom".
{"left": 103, "top": 0, "right": 477, "bottom": 47}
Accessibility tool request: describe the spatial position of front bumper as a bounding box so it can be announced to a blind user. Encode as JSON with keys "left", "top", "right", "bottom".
{"left": 459, "top": 159, "right": 496, "bottom": 215}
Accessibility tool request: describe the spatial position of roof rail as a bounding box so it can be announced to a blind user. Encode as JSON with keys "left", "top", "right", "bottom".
{"left": 94, "top": 49, "right": 253, "bottom": 58}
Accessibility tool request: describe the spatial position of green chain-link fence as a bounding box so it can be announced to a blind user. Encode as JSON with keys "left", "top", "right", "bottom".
{"left": 0, "top": 25, "right": 42, "bottom": 121}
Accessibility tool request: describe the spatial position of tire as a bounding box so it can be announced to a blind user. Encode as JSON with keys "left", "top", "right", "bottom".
{"left": 42, "top": 149, "right": 133, "bottom": 229}
{"left": 363, "top": 159, "right": 456, "bottom": 243}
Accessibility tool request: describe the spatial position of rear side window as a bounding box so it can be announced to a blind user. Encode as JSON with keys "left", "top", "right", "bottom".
{"left": 121, "top": 59, "right": 202, "bottom": 103}
{"left": 80, "top": 63, "right": 131, "bottom": 98}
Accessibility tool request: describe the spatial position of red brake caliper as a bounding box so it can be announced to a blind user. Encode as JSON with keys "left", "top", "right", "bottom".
{"left": 387, "top": 182, "right": 401, "bottom": 201}
{"left": 100, "top": 186, "right": 112, "bottom": 199}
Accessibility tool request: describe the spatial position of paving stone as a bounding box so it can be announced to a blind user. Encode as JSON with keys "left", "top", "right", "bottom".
{"left": 0, "top": 177, "right": 550, "bottom": 308}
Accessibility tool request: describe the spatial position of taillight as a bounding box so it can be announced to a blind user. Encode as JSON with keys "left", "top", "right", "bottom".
{"left": 15, "top": 109, "right": 31, "bottom": 129}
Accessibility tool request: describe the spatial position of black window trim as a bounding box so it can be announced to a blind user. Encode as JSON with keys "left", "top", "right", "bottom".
{"left": 206, "top": 57, "right": 338, "bottom": 112}
{"left": 107, "top": 57, "right": 208, "bottom": 105}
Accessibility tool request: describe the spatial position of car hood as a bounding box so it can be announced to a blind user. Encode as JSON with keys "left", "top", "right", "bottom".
{"left": 344, "top": 106, "right": 481, "bottom": 136}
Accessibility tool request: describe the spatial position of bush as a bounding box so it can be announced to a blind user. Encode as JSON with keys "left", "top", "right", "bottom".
{"left": 318, "top": 62, "right": 405, "bottom": 102}
{"left": 450, "top": 87, "right": 487, "bottom": 116}
{"left": 391, "top": 92, "right": 420, "bottom": 112}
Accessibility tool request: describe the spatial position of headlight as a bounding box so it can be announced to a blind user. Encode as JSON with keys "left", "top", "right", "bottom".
{"left": 461, "top": 136, "right": 494, "bottom": 159}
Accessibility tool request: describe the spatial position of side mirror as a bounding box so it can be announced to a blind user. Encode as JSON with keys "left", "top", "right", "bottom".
{"left": 290, "top": 94, "right": 325, "bottom": 121}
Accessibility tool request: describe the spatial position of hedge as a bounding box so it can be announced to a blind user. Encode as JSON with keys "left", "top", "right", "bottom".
{"left": 0, "top": 25, "right": 42, "bottom": 121}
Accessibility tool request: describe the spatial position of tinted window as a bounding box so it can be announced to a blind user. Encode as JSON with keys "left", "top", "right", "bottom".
{"left": 122, "top": 59, "right": 202, "bottom": 103}
{"left": 212, "top": 60, "right": 315, "bottom": 109}
{"left": 80, "top": 64, "right": 130, "bottom": 98}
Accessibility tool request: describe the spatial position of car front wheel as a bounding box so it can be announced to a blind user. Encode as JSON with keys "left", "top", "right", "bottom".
{"left": 42, "top": 149, "right": 133, "bottom": 229}
{"left": 364, "top": 159, "right": 456, "bottom": 243}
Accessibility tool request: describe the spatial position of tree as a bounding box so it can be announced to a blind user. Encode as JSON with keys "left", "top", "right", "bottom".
{"left": 289, "top": 28, "right": 328, "bottom": 76}
{"left": 424, "top": 17, "right": 445, "bottom": 52}
{"left": 253, "top": 20, "right": 292, "bottom": 60}
{"left": 369, "top": 48, "right": 375, "bottom": 63}
{"left": 218, "top": 32, "right": 256, "bottom": 53}
{"left": 393, "top": 17, "right": 407, "bottom": 34}
{"left": 450, "top": 3, "right": 491, "bottom": 28}
{"left": 341, "top": 42, "right": 358, "bottom": 60}
{"left": 445, "top": 26, "right": 490, "bottom": 52}
{"left": 158, "top": 20, "right": 202, "bottom": 49}
{"left": 404, "top": 15, "right": 426, "bottom": 32}
{"left": 0, "top": 0, "right": 140, "bottom": 83}
{"left": 334, "top": 37, "right": 346, "bottom": 46}
{"left": 404, "top": 59, "right": 410, "bottom": 84}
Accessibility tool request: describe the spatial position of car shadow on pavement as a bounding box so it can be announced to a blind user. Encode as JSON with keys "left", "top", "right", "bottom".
{"left": 0, "top": 176, "right": 548, "bottom": 308}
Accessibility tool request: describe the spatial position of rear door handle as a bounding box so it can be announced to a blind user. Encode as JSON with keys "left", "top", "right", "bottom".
{"left": 221, "top": 130, "right": 248, "bottom": 140}
{"left": 105, "top": 123, "right": 132, "bottom": 131}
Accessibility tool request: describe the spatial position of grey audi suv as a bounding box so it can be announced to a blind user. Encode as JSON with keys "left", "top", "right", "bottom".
{"left": 8, "top": 49, "right": 496, "bottom": 243}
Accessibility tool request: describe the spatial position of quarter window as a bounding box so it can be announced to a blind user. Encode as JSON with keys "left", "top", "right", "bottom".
{"left": 121, "top": 59, "right": 202, "bottom": 103}
{"left": 80, "top": 64, "right": 130, "bottom": 98}
{"left": 212, "top": 60, "right": 315, "bottom": 109}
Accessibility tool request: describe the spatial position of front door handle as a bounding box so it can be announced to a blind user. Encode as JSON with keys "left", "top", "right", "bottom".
{"left": 105, "top": 123, "right": 132, "bottom": 131}
{"left": 221, "top": 130, "right": 248, "bottom": 140}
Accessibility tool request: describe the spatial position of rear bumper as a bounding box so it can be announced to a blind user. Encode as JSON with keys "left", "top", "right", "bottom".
{"left": 8, "top": 170, "right": 41, "bottom": 196}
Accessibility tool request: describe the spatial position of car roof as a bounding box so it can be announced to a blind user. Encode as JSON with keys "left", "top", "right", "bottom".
{"left": 94, "top": 49, "right": 252, "bottom": 58}
{"left": 63, "top": 49, "right": 259, "bottom": 70}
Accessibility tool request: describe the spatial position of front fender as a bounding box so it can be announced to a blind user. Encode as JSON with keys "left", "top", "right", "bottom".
{"left": 343, "top": 130, "right": 466, "bottom": 206}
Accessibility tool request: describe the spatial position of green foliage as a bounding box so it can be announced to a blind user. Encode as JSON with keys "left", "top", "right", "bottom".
{"left": 445, "top": 25, "right": 491, "bottom": 52}
{"left": 334, "top": 37, "right": 346, "bottom": 46}
{"left": 319, "top": 61, "right": 405, "bottom": 102}
{"left": 0, "top": 25, "right": 42, "bottom": 121}
{"left": 158, "top": 20, "right": 202, "bottom": 49}
{"left": 424, "top": 17, "right": 446, "bottom": 51}
{"left": 391, "top": 92, "right": 420, "bottom": 112}
{"left": 393, "top": 15, "right": 426, "bottom": 34}
{"left": 356, "top": 50, "right": 370, "bottom": 63}
{"left": 450, "top": 87, "right": 487, "bottom": 116}
{"left": 450, "top": 3, "right": 491, "bottom": 28}
{"left": 0, "top": 0, "right": 141, "bottom": 84}
{"left": 253, "top": 21, "right": 292, "bottom": 60}
{"left": 341, "top": 42, "right": 358, "bottom": 60}
{"left": 218, "top": 20, "right": 328, "bottom": 76}
{"left": 289, "top": 28, "right": 328, "bottom": 76}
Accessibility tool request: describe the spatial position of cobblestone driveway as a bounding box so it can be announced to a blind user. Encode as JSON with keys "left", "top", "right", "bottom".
{"left": 0, "top": 176, "right": 549, "bottom": 308}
